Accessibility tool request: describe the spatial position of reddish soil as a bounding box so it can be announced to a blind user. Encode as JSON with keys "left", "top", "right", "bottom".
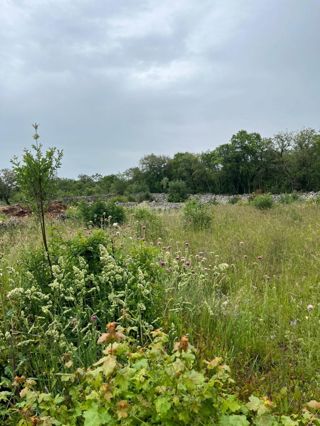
{"left": 0, "top": 201, "right": 67, "bottom": 218}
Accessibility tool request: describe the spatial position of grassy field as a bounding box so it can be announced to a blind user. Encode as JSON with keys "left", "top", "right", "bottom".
{"left": 1, "top": 200, "right": 320, "bottom": 422}
{"left": 159, "top": 203, "right": 320, "bottom": 412}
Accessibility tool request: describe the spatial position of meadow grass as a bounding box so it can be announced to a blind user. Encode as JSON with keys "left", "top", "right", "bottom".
{"left": 158, "top": 203, "right": 320, "bottom": 411}
{"left": 1, "top": 202, "right": 320, "bottom": 414}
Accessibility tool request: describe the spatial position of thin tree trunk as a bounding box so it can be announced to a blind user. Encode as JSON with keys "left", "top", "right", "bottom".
{"left": 40, "top": 199, "right": 53, "bottom": 277}
{"left": 38, "top": 178, "right": 53, "bottom": 278}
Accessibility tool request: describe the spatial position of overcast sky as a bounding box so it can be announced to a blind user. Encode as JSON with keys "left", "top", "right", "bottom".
{"left": 1, "top": 0, "right": 319, "bottom": 177}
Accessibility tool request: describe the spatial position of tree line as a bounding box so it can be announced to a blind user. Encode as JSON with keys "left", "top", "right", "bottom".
{"left": 1, "top": 128, "right": 320, "bottom": 204}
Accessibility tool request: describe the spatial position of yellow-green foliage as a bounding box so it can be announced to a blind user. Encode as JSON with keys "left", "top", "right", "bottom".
{"left": 5, "top": 330, "right": 319, "bottom": 425}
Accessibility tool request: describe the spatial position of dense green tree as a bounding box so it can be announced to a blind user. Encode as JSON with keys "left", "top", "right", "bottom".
{"left": 11, "top": 127, "right": 320, "bottom": 201}
{"left": 140, "top": 154, "right": 170, "bottom": 192}
{"left": 167, "top": 179, "right": 188, "bottom": 202}
{"left": 292, "top": 129, "right": 320, "bottom": 191}
{"left": 0, "top": 168, "right": 16, "bottom": 204}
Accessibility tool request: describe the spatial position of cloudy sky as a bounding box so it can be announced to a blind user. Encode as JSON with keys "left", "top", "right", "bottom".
{"left": 0, "top": 0, "right": 319, "bottom": 177}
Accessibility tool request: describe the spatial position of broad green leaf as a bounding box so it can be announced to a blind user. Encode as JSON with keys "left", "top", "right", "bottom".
{"left": 222, "top": 395, "right": 242, "bottom": 413}
{"left": 280, "top": 416, "right": 299, "bottom": 426}
{"left": 247, "top": 395, "right": 269, "bottom": 415}
{"left": 219, "top": 415, "right": 250, "bottom": 426}
{"left": 255, "top": 414, "right": 279, "bottom": 426}
{"left": 155, "top": 396, "right": 172, "bottom": 416}
{"left": 83, "top": 405, "right": 112, "bottom": 426}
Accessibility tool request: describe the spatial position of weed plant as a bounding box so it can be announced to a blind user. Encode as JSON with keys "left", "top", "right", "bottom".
{"left": 182, "top": 199, "right": 212, "bottom": 230}
{"left": 131, "top": 206, "right": 165, "bottom": 241}
{"left": 251, "top": 194, "right": 274, "bottom": 210}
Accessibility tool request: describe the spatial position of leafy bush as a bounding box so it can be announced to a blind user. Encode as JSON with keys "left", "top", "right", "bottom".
{"left": 134, "top": 191, "right": 152, "bottom": 203}
{"left": 251, "top": 194, "right": 273, "bottom": 210}
{"left": 64, "top": 205, "right": 83, "bottom": 220}
{"left": 79, "top": 200, "right": 126, "bottom": 227}
{"left": 67, "top": 229, "right": 109, "bottom": 273}
{"left": 182, "top": 199, "right": 212, "bottom": 230}
{"left": 21, "top": 246, "right": 54, "bottom": 288}
{"left": 109, "top": 195, "right": 129, "bottom": 203}
{"left": 125, "top": 182, "right": 151, "bottom": 202}
{"left": 0, "top": 233, "right": 165, "bottom": 392}
{"left": 167, "top": 180, "right": 188, "bottom": 202}
{"left": 6, "top": 330, "right": 318, "bottom": 425}
{"left": 228, "top": 195, "right": 241, "bottom": 205}
{"left": 279, "top": 193, "right": 300, "bottom": 204}
{"left": 125, "top": 192, "right": 152, "bottom": 203}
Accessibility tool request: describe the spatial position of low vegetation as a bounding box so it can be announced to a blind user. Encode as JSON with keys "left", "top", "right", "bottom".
{"left": 250, "top": 194, "right": 274, "bottom": 210}
{"left": 1, "top": 199, "right": 320, "bottom": 423}
{"left": 79, "top": 200, "right": 126, "bottom": 227}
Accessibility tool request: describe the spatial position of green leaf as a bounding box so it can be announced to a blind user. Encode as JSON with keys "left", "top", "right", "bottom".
{"left": 83, "top": 405, "right": 112, "bottom": 426}
{"left": 280, "top": 416, "right": 299, "bottom": 426}
{"left": 247, "top": 395, "right": 269, "bottom": 415}
{"left": 255, "top": 414, "right": 279, "bottom": 426}
{"left": 219, "top": 415, "right": 250, "bottom": 426}
{"left": 155, "top": 396, "right": 172, "bottom": 416}
{"left": 222, "top": 395, "right": 242, "bottom": 413}
{"left": 184, "top": 370, "right": 205, "bottom": 387}
{"left": 0, "top": 391, "right": 12, "bottom": 402}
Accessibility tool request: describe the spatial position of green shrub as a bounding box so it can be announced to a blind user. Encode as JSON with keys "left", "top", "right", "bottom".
{"left": 0, "top": 233, "right": 165, "bottom": 393}
{"left": 182, "top": 199, "right": 212, "bottom": 230}
{"left": 67, "top": 229, "right": 109, "bottom": 273}
{"left": 20, "top": 246, "right": 53, "bottom": 288}
{"left": 228, "top": 195, "right": 241, "bottom": 205}
{"left": 279, "top": 193, "right": 299, "bottom": 204}
{"left": 167, "top": 180, "right": 188, "bottom": 202}
{"left": 134, "top": 191, "right": 152, "bottom": 202}
{"left": 109, "top": 195, "right": 129, "bottom": 203}
{"left": 64, "top": 205, "right": 82, "bottom": 220}
{"left": 251, "top": 194, "right": 273, "bottom": 210}
{"left": 7, "top": 330, "right": 317, "bottom": 425}
{"left": 79, "top": 200, "right": 126, "bottom": 227}
{"left": 126, "top": 192, "right": 152, "bottom": 203}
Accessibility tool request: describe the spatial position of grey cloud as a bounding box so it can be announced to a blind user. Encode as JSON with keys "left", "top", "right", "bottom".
{"left": 0, "top": 0, "right": 319, "bottom": 177}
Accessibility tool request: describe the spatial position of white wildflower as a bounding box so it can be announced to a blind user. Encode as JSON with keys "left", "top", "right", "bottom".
{"left": 218, "top": 263, "right": 229, "bottom": 271}
{"left": 7, "top": 287, "right": 24, "bottom": 299}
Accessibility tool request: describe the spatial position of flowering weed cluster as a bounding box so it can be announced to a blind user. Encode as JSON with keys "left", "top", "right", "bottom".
{"left": 0, "top": 231, "right": 165, "bottom": 397}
